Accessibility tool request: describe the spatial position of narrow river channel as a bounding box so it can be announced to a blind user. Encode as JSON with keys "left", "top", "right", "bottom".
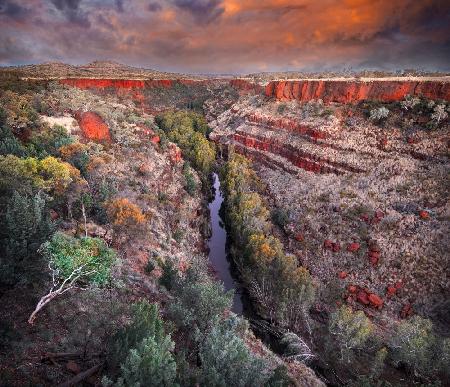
{"left": 207, "top": 173, "right": 243, "bottom": 313}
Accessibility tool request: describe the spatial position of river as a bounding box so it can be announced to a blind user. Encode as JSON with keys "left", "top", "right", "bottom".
{"left": 207, "top": 173, "right": 243, "bottom": 313}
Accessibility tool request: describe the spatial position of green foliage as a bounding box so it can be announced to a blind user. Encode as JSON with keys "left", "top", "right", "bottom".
{"left": 158, "top": 259, "right": 178, "bottom": 291}
{"left": 265, "top": 366, "right": 294, "bottom": 387}
{"left": 199, "top": 317, "right": 269, "bottom": 387}
{"left": 168, "top": 260, "right": 232, "bottom": 337}
{"left": 271, "top": 207, "right": 290, "bottom": 229}
{"left": 183, "top": 162, "right": 197, "bottom": 196}
{"left": 105, "top": 301, "right": 178, "bottom": 387}
{"left": 26, "top": 125, "right": 74, "bottom": 158}
{"left": 0, "top": 191, "right": 55, "bottom": 285}
{"left": 369, "top": 107, "right": 389, "bottom": 123}
{"left": 41, "top": 232, "right": 115, "bottom": 286}
{"left": 0, "top": 155, "right": 74, "bottom": 195}
{"left": 109, "top": 301, "right": 166, "bottom": 369}
{"left": 156, "top": 111, "right": 215, "bottom": 176}
{"left": 221, "top": 153, "right": 315, "bottom": 325}
{"left": 0, "top": 90, "right": 40, "bottom": 130}
{"left": 88, "top": 177, "right": 117, "bottom": 224}
{"left": 173, "top": 228, "right": 184, "bottom": 243}
{"left": 144, "top": 259, "right": 155, "bottom": 274}
{"left": 389, "top": 316, "right": 441, "bottom": 377}
{"left": 0, "top": 125, "right": 27, "bottom": 157}
{"left": 328, "top": 305, "right": 374, "bottom": 364}
{"left": 277, "top": 103, "right": 287, "bottom": 114}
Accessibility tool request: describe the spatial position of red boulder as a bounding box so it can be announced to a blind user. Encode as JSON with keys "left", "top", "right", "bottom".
{"left": 347, "top": 242, "right": 360, "bottom": 252}
{"left": 419, "top": 210, "right": 430, "bottom": 220}
{"left": 368, "top": 293, "right": 384, "bottom": 309}
{"left": 323, "top": 239, "right": 333, "bottom": 249}
{"left": 357, "top": 290, "right": 370, "bottom": 305}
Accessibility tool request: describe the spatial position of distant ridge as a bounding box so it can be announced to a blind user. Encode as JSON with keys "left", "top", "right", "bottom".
{"left": 3, "top": 60, "right": 210, "bottom": 80}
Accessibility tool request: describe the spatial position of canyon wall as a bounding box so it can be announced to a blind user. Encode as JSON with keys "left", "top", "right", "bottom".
{"left": 59, "top": 78, "right": 205, "bottom": 89}
{"left": 265, "top": 79, "right": 450, "bottom": 103}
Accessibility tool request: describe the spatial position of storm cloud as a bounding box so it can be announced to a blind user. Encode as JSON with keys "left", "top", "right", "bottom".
{"left": 0, "top": 0, "right": 449, "bottom": 73}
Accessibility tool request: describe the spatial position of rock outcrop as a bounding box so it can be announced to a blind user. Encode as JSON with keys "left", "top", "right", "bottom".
{"left": 75, "top": 111, "right": 111, "bottom": 142}
{"left": 265, "top": 80, "right": 450, "bottom": 103}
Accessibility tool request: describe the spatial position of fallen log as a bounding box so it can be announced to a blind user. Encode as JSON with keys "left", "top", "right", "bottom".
{"left": 57, "top": 362, "right": 104, "bottom": 387}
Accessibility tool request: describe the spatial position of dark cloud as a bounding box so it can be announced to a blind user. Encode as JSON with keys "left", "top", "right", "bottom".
{"left": 0, "top": 35, "right": 33, "bottom": 63}
{"left": 173, "top": 0, "right": 224, "bottom": 23}
{"left": 0, "top": 0, "right": 29, "bottom": 21}
{"left": 115, "top": 0, "right": 124, "bottom": 13}
{"left": 50, "top": 0, "right": 91, "bottom": 27}
{"left": 51, "top": 0, "right": 82, "bottom": 10}
{"left": 147, "top": 2, "right": 161, "bottom": 12}
{"left": 0, "top": 0, "right": 449, "bottom": 73}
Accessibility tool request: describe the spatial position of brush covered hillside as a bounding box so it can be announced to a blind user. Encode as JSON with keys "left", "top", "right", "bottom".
{"left": 0, "top": 64, "right": 449, "bottom": 386}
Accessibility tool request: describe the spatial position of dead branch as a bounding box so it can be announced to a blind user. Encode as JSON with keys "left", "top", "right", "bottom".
{"left": 57, "top": 362, "right": 104, "bottom": 387}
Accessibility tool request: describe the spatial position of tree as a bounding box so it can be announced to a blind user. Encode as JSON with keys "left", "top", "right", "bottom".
{"left": 59, "top": 142, "right": 90, "bottom": 176}
{"left": 431, "top": 104, "right": 448, "bottom": 127}
{"left": 28, "top": 233, "right": 116, "bottom": 324}
{"left": 156, "top": 110, "right": 216, "bottom": 177}
{"left": 0, "top": 155, "right": 74, "bottom": 195}
{"left": 168, "top": 259, "right": 232, "bottom": 338}
{"left": 106, "top": 198, "right": 147, "bottom": 235}
{"left": 199, "top": 317, "right": 269, "bottom": 387}
{"left": 0, "top": 124, "right": 27, "bottom": 157}
{"left": 389, "top": 315, "right": 438, "bottom": 377}
{"left": 369, "top": 107, "right": 389, "bottom": 123}
{"left": 280, "top": 332, "right": 314, "bottom": 362}
{"left": 0, "top": 190, "right": 55, "bottom": 285}
{"left": 27, "top": 124, "right": 74, "bottom": 158}
{"left": 328, "top": 305, "right": 374, "bottom": 364}
{"left": 104, "top": 301, "right": 178, "bottom": 387}
{"left": 107, "top": 335, "right": 178, "bottom": 387}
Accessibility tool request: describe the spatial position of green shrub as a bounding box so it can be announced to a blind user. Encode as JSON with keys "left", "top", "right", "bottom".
{"left": 26, "top": 125, "right": 74, "bottom": 158}
{"left": 389, "top": 316, "right": 440, "bottom": 377}
{"left": 41, "top": 232, "right": 116, "bottom": 286}
{"left": 109, "top": 301, "right": 165, "bottom": 369}
{"left": 199, "top": 318, "right": 268, "bottom": 387}
{"left": 168, "top": 261, "right": 232, "bottom": 337}
{"left": 0, "top": 190, "right": 55, "bottom": 285}
{"left": 105, "top": 302, "right": 178, "bottom": 387}
{"left": 144, "top": 259, "right": 155, "bottom": 274}
{"left": 328, "top": 305, "right": 374, "bottom": 364}
{"left": 0, "top": 125, "right": 27, "bottom": 157}
{"left": 271, "top": 207, "right": 290, "bottom": 229}
{"left": 158, "top": 259, "right": 178, "bottom": 291}
{"left": 182, "top": 162, "right": 197, "bottom": 196}
{"left": 156, "top": 111, "right": 215, "bottom": 176}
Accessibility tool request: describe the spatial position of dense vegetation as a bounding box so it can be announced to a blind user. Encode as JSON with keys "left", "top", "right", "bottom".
{"left": 221, "top": 152, "right": 316, "bottom": 328}
{"left": 156, "top": 111, "right": 215, "bottom": 178}
{"left": 221, "top": 151, "right": 450, "bottom": 385}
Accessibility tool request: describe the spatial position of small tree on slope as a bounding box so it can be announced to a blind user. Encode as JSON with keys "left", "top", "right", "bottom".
{"left": 28, "top": 232, "right": 115, "bottom": 324}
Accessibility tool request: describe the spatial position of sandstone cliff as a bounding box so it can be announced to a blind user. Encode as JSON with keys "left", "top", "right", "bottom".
{"left": 264, "top": 79, "right": 450, "bottom": 103}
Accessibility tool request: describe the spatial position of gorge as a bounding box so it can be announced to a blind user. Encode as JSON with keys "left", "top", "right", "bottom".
{"left": 0, "top": 64, "right": 449, "bottom": 386}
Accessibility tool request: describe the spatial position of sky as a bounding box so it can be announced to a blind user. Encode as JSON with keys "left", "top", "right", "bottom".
{"left": 0, "top": 0, "right": 449, "bottom": 74}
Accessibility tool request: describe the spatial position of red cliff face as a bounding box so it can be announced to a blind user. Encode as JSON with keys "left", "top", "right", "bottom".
{"left": 232, "top": 131, "right": 363, "bottom": 175}
{"left": 59, "top": 78, "right": 204, "bottom": 90}
{"left": 229, "top": 79, "right": 263, "bottom": 94}
{"left": 265, "top": 80, "right": 450, "bottom": 103}
{"left": 75, "top": 111, "right": 111, "bottom": 142}
{"left": 245, "top": 113, "right": 327, "bottom": 140}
